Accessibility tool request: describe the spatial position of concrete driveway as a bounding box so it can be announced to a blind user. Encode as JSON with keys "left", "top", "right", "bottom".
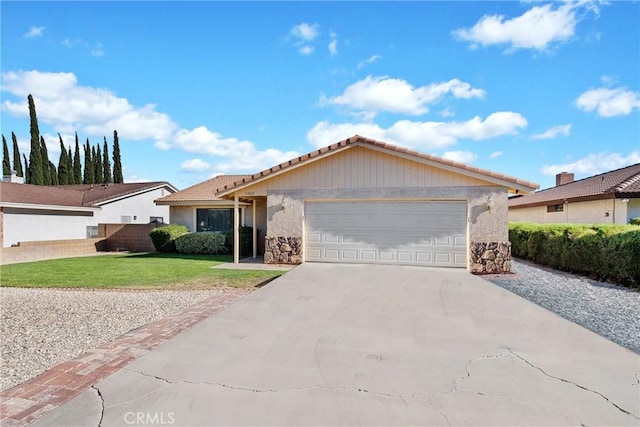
{"left": 35, "top": 263, "right": 639, "bottom": 426}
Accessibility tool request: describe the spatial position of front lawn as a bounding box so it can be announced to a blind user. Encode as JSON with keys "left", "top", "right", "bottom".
{"left": 0, "top": 253, "right": 284, "bottom": 289}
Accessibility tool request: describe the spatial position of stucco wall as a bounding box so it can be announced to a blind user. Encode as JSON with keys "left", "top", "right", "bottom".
{"left": 170, "top": 206, "right": 195, "bottom": 231}
{"left": 509, "top": 198, "right": 635, "bottom": 224}
{"left": 2, "top": 208, "right": 95, "bottom": 247}
{"left": 265, "top": 186, "right": 508, "bottom": 243}
{"left": 95, "top": 188, "right": 170, "bottom": 224}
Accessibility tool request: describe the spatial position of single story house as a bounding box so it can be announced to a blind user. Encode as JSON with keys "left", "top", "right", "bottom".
{"left": 0, "top": 180, "right": 177, "bottom": 247}
{"left": 509, "top": 163, "right": 640, "bottom": 225}
{"left": 156, "top": 135, "right": 538, "bottom": 273}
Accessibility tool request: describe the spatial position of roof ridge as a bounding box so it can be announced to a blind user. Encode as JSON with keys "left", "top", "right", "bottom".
{"left": 613, "top": 170, "right": 640, "bottom": 193}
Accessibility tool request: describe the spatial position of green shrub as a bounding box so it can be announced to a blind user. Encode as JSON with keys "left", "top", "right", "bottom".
{"left": 509, "top": 222, "right": 640, "bottom": 288}
{"left": 225, "top": 226, "right": 256, "bottom": 257}
{"left": 149, "top": 224, "right": 189, "bottom": 253}
{"left": 175, "top": 232, "right": 227, "bottom": 255}
{"left": 630, "top": 217, "right": 640, "bottom": 226}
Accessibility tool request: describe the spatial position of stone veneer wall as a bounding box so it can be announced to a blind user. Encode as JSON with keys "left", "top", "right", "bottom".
{"left": 264, "top": 237, "right": 302, "bottom": 264}
{"left": 470, "top": 242, "right": 511, "bottom": 273}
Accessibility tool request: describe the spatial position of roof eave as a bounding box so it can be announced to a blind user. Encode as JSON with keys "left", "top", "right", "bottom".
{"left": 0, "top": 202, "right": 100, "bottom": 212}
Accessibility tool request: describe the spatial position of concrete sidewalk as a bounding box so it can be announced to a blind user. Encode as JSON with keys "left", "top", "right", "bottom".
{"left": 32, "top": 263, "right": 640, "bottom": 426}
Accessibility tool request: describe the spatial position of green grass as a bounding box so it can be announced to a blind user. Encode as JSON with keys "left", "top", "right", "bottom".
{"left": 0, "top": 253, "right": 285, "bottom": 289}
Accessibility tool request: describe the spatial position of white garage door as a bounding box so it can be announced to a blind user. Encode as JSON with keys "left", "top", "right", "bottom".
{"left": 305, "top": 201, "right": 467, "bottom": 267}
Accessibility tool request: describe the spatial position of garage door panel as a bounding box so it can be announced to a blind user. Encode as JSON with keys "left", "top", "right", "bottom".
{"left": 305, "top": 201, "right": 467, "bottom": 267}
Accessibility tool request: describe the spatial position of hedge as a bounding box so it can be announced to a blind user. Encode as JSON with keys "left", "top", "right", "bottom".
{"left": 175, "top": 232, "right": 227, "bottom": 255}
{"left": 225, "top": 226, "right": 255, "bottom": 257}
{"left": 149, "top": 224, "right": 189, "bottom": 253}
{"left": 510, "top": 222, "right": 640, "bottom": 288}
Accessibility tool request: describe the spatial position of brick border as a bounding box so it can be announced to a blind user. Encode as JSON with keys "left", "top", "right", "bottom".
{"left": 0, "top": 288, "right": 251, "bottom": 426}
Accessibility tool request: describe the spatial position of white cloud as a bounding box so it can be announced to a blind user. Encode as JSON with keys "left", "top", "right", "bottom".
{"left": 167, "top": 126, "right": 299, "bottom": 173}
{"left": 61, "top": 38, "right": 105, "bottom": 57}
{"left": 442, "top": 150, "right": 478, "bottom": 164}
{"left": 489, "top": 151, "right": 503, "bottom": 159}
{"left": 2, "top": 69, "right": 297, "bottom": 176}
{"left": 357, "top": 54, "right": 382, "bottom": 69}
{"left": 322, "top": 76, "right": 486, "bottom": 117}
{"left": 1, "top": 70, "right": 177, "bottom": 144}
{"left": 24, "top": 26, "right": 45, "bottom": 38}
{"left": 307, "top": 112, "right": 528, "bottom": 149}
{"left": 290, "top": 23, "right": 319, "bottom": 41}
{"left": 289, "top": 22, "right": 320, "bottom": 55}
{"left": 328, "top": 32, "right": 338, "bottom": 56}
{"left": 531, "top": 124, "right": 571, "bottom": 140}
{"left": 575, "top": 86, "right": 640, "bottom": 117}
{"left": 542, "top": 151, "right": 640, "bottom": 176}
{"left": 453, "top": 2, "right": 599, "bottom": 52}
{"left": 181, "top": 158, "right": 211, "bottom": 173}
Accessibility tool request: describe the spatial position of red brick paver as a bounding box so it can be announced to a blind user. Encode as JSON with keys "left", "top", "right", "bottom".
{"left": 0, "top": 288, "right": 251, "bottom": 426}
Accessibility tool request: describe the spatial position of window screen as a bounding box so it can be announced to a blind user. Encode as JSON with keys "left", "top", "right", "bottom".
{"left": 196, "top": 209, "right": 233, "bottom": 232}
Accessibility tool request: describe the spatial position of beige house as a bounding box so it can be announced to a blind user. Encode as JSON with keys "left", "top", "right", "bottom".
{"left": 156, "top": 136, "right": 538, "bottom": 273}
{"left": 509, "top": 163, "right": 640, "bottom": 225}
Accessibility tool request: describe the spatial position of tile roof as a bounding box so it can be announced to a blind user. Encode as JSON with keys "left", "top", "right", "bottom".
{"left": 155, "top": 175, "right": 251, "bottom": 203}
{"left": 0, "top": 181, "right": 175, "bottom": 208}
{"left": 216, "top": 135, "right": 539, "bottom": 195}
{"left": 509, "top": 162, "right": 640, "bottom": 208}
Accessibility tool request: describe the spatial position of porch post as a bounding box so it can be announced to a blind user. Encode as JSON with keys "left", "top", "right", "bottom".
{"left": 252, "top": 200, "right": 257, "bottom": 259}
{"left": 234, "top": 194, "right": 240, "bottom": 264}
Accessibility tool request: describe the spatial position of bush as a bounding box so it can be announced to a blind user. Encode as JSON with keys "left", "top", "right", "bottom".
{"left": 225, "top": 226, "right": 256, "bottom": 257}
{"left": 149, "top": 224, "right": 189, "bottom": 253}
{"left": 630, "top": 218, "right": 640, "bottom": 226}
{"left": 175, "top": 232, "right": 227, "bottom": 255}
{"left": 510, "top": 222, "right": 640, "bottom": 288}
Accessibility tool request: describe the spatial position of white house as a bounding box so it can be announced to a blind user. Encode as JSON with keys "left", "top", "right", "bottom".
{"left": 0, "top": 180, "right": 177, "bottom": 247}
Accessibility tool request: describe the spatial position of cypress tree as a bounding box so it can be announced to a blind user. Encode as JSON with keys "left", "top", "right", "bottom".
{"left": 67, "top": 147, "right": 73, "bottom": 183}
{"left": 94, "top": 145, "right": 103, "bottom": 184}
{"left": 2, "top": 135, "right": 10, "bottom": 176}
{"left": 84, "top": 139, "right": 94, "bottom": 184}
{"left": 73, "top": 133, "right": 82, "bottom": 184}
{"left": 40, "top": 136, "right": 52, "bottom": 185}
{"left": 57, "top": 134, "right": 69, "bottom": 185}
{"left": 49, "top": 161, "right": 59, "bottom": 185}
{"left": 28, "top": 94, "right": 44, "bottom": 185}
{"left": 102, "top": 137, "right": 112, "bottom": 183}
{"left": 22, "top": 154, "right": 29, "bottom": 184}
{"left": 12, "top": 132, "right": 23, "bottom": 177}
{"left": 112, "top": 130, "right": 123, "bottom": 183}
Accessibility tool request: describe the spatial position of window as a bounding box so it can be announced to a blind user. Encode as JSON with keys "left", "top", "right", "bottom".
{"left": 547, "top": 204, "right": 564, "bottom": 213}
{"left": 86, "top": 226, "right": 99, "bottom": 238}
{"left": 197, "top": 209, "right": 233, "bottom": 232}
{"left": 150, "top": 216, "right": 164, "bottom": 225}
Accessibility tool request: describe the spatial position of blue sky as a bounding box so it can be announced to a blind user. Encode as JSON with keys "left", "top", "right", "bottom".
{"left": 1, "top": 1, "right": 638, "bottom": 191}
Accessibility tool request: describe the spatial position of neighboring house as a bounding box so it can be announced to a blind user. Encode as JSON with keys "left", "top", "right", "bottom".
{"left": 509, "top": 163, "right": 640, "bottom": 225}
{"left": 0, "top": 180, "right": 177, "bottom": 247}
{"left": 156, "top": 135, "right": 538, "bottom": 272}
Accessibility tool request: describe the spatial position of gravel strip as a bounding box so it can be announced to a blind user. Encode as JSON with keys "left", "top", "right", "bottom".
{"left": 485, "top": 259, "right": 640, "bottom": 354}
{"left": 0, "top": 288, "right": 230, "bottom": 392}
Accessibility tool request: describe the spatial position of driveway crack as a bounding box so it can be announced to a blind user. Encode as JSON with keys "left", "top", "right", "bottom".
{"left": 505, "top": 347, "right": 639, "bottom": 419}
{"left": 91, "top": 385, "right": 105, "bottom": 427}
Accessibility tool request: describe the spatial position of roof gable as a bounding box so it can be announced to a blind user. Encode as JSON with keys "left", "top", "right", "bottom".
{"left": 509, "top": 162, "right": 640, "bottom": 208}
{"left": 215, "top": 135, "right": 539, "bottom": 196}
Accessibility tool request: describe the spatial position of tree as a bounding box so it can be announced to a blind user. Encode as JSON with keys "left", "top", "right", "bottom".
{"left": 27, "top": 94, "right": 44, "bottom": 185}
{"left": 57, "top": 134, "right": 69, "bottom": 185}
{"left": 22, "top": 154, "right": 29, "bottom": 184}
{"left": 84, "top": 139, "right": 94, "bottom": 184}
{"left": 102, "top": 137, "right": 112, "bottom": 183}
{"left": 2, "top": 135, "right": 10, "bottom": 176}
{"left": 94, "top": 144, "right": 103, "bottom": 184}
{"left": 67, "top": 147, "right": 73, "bottom": 183}
{"left": 49, "top": 161, "right": 59, "bottom": 185}
{"left": 12, "top": 132, "right": 23, "bottom": 177}
{"left": 112, "top": 130, "right": 123, "bottom": 183}
{"left": 40, "top": 136, "right": 52, "bottom": 185}
{"left": 73, "top": 133, "right": 82, "bottom": 184}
